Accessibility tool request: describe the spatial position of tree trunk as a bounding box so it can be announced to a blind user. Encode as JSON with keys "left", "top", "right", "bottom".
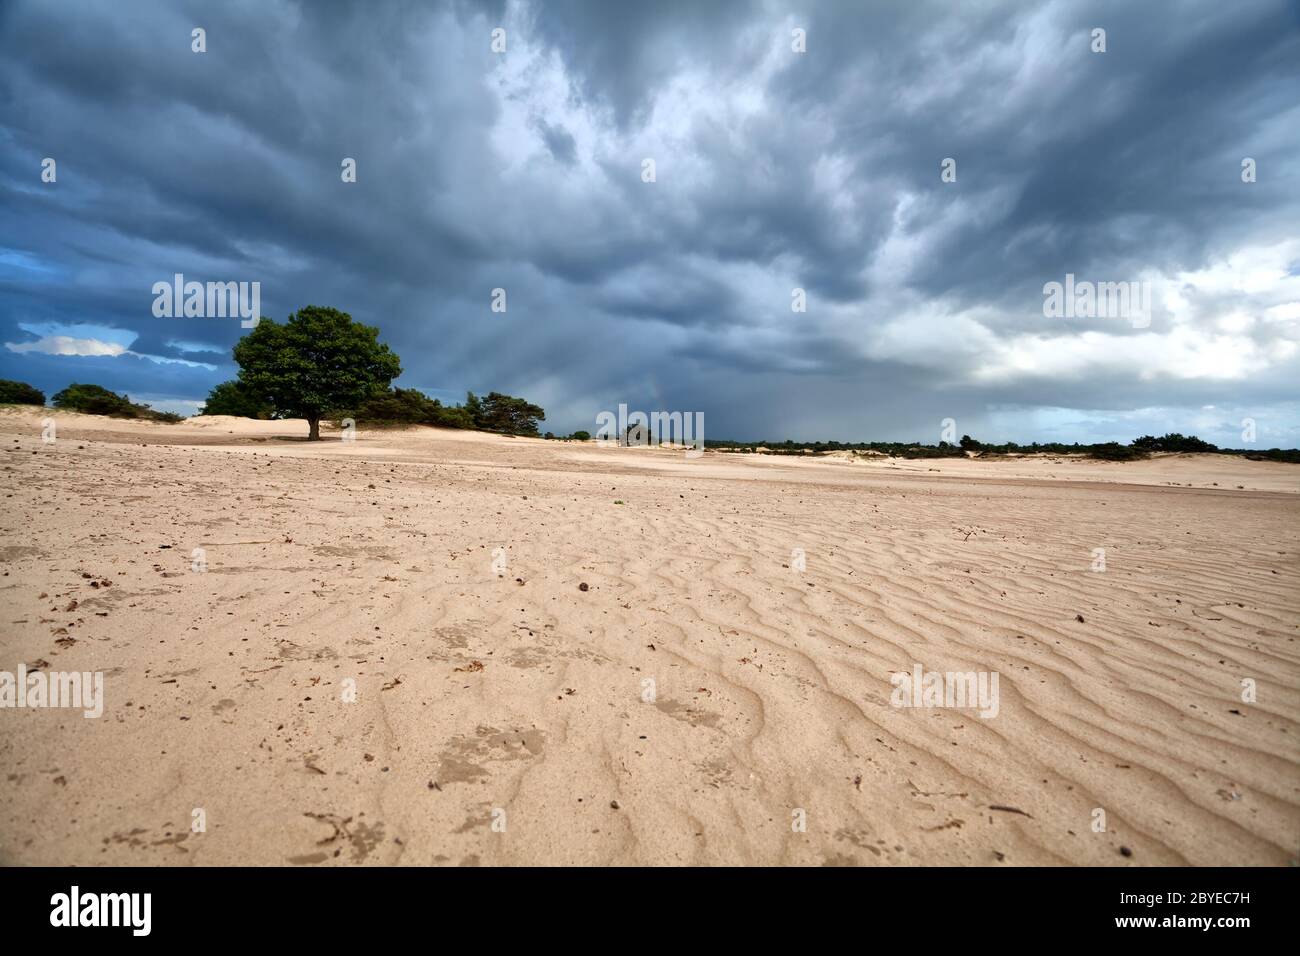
{"left": 308, "top": 416, "right": 321, "bottom": 441}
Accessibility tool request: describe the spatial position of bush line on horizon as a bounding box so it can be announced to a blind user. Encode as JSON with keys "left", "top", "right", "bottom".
{"left": 704, "top": 432, "right": 1300, "bottom": 464}
{"left": 7, "top": 371, "right": 1298, "bottom": 462}
{"left": 4, "top": 381, "right": 184, "bottom": 423}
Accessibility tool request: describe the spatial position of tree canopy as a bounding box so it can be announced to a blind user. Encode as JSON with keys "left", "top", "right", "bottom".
{"left": 469, "top": 391, "right": 545, "bottom": 436}
{"left": 232, "top": 306, "right": 401, "bottom": 439}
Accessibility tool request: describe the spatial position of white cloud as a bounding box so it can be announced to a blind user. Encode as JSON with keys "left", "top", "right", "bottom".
{"left": 854, "top": 239, "right": 1300, "bottom": 389}
{"left": 6, "top": 335, "right": 126, "bottom": 357}
{"left": 5, "top": 333, "right": 216, "bottom": 370}
{"left": 974, "top": 328, "right": 1268, "bottom": 383}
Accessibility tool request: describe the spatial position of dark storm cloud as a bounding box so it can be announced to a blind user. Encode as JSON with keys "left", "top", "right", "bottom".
{"left": 1, "top": 0, "right": 1297, "bottom": 444}
{"left": 524, "top": 0, "right": 762, "bottom": 130}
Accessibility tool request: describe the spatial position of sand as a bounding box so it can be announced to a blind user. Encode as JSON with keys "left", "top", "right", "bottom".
{"left": 1, "top": 405, "right": 1297, "bottom": 866}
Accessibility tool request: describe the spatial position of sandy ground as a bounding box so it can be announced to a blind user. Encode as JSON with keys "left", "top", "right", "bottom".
{"left": 1, "top": 406, "right": 1297, "bottom": 866}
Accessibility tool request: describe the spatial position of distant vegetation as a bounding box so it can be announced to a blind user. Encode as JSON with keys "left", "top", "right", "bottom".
{"left": 339, "top": 386, "right": 471, "bottom": 429}
{"left": 539, "top": 429, "right": 592, "bottom": 441}
{"left": 705, "top": 433, "right": 1300, "bottom": 464}
{"left": 337, "top": 387, "right": 546, "bottom": 437}
{"left": 50, "top": 383, "right": 183, "bottom": 422}
{"left": 1130, "top": 433, "right": 1220, "bottom": 453}
{"left": 0, "top": 379, "right": 45, "bottom": 405}
{"left": 199, "top": 380, "right": 274, "bottom": 419}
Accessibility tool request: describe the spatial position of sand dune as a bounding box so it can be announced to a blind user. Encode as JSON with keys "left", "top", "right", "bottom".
{"left": 1, "top": 407, "right": 1297, "bottom": 865}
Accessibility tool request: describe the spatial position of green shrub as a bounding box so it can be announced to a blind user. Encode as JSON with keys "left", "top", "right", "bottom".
{"left": 200, "top": 380, "right": 275, "bottom": 418}
{"left": 346, "top": 387, "right": 439, "bottom": 424}
{"left": 428, "top": 402, "right": 475, "bottom": 429}
{"left": 52, "top": 383, "right": 138, "bottom": 416}
{"left": 1131, "top": 433, "right": 1218, "bottom": 453}
{"left": 51, "top": 383, "right": 179, "bottom": 422}
{"left": 1089, "top": 442, "right": 1149, "bottom": 461}
{"left": 0, "top": 379, "right": 45, "bottom": 405}
{"left": 341, "top": 387, "right": 483, "bottom": 430}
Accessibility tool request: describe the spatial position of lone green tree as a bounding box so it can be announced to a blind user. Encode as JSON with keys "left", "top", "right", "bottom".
{"left": 232, "top": 306, "right": 401, "bottom": 440}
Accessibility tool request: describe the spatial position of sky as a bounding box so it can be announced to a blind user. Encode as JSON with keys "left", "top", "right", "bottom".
{"left": 1, "top": 0, "right": 1298, "bottom": 445}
